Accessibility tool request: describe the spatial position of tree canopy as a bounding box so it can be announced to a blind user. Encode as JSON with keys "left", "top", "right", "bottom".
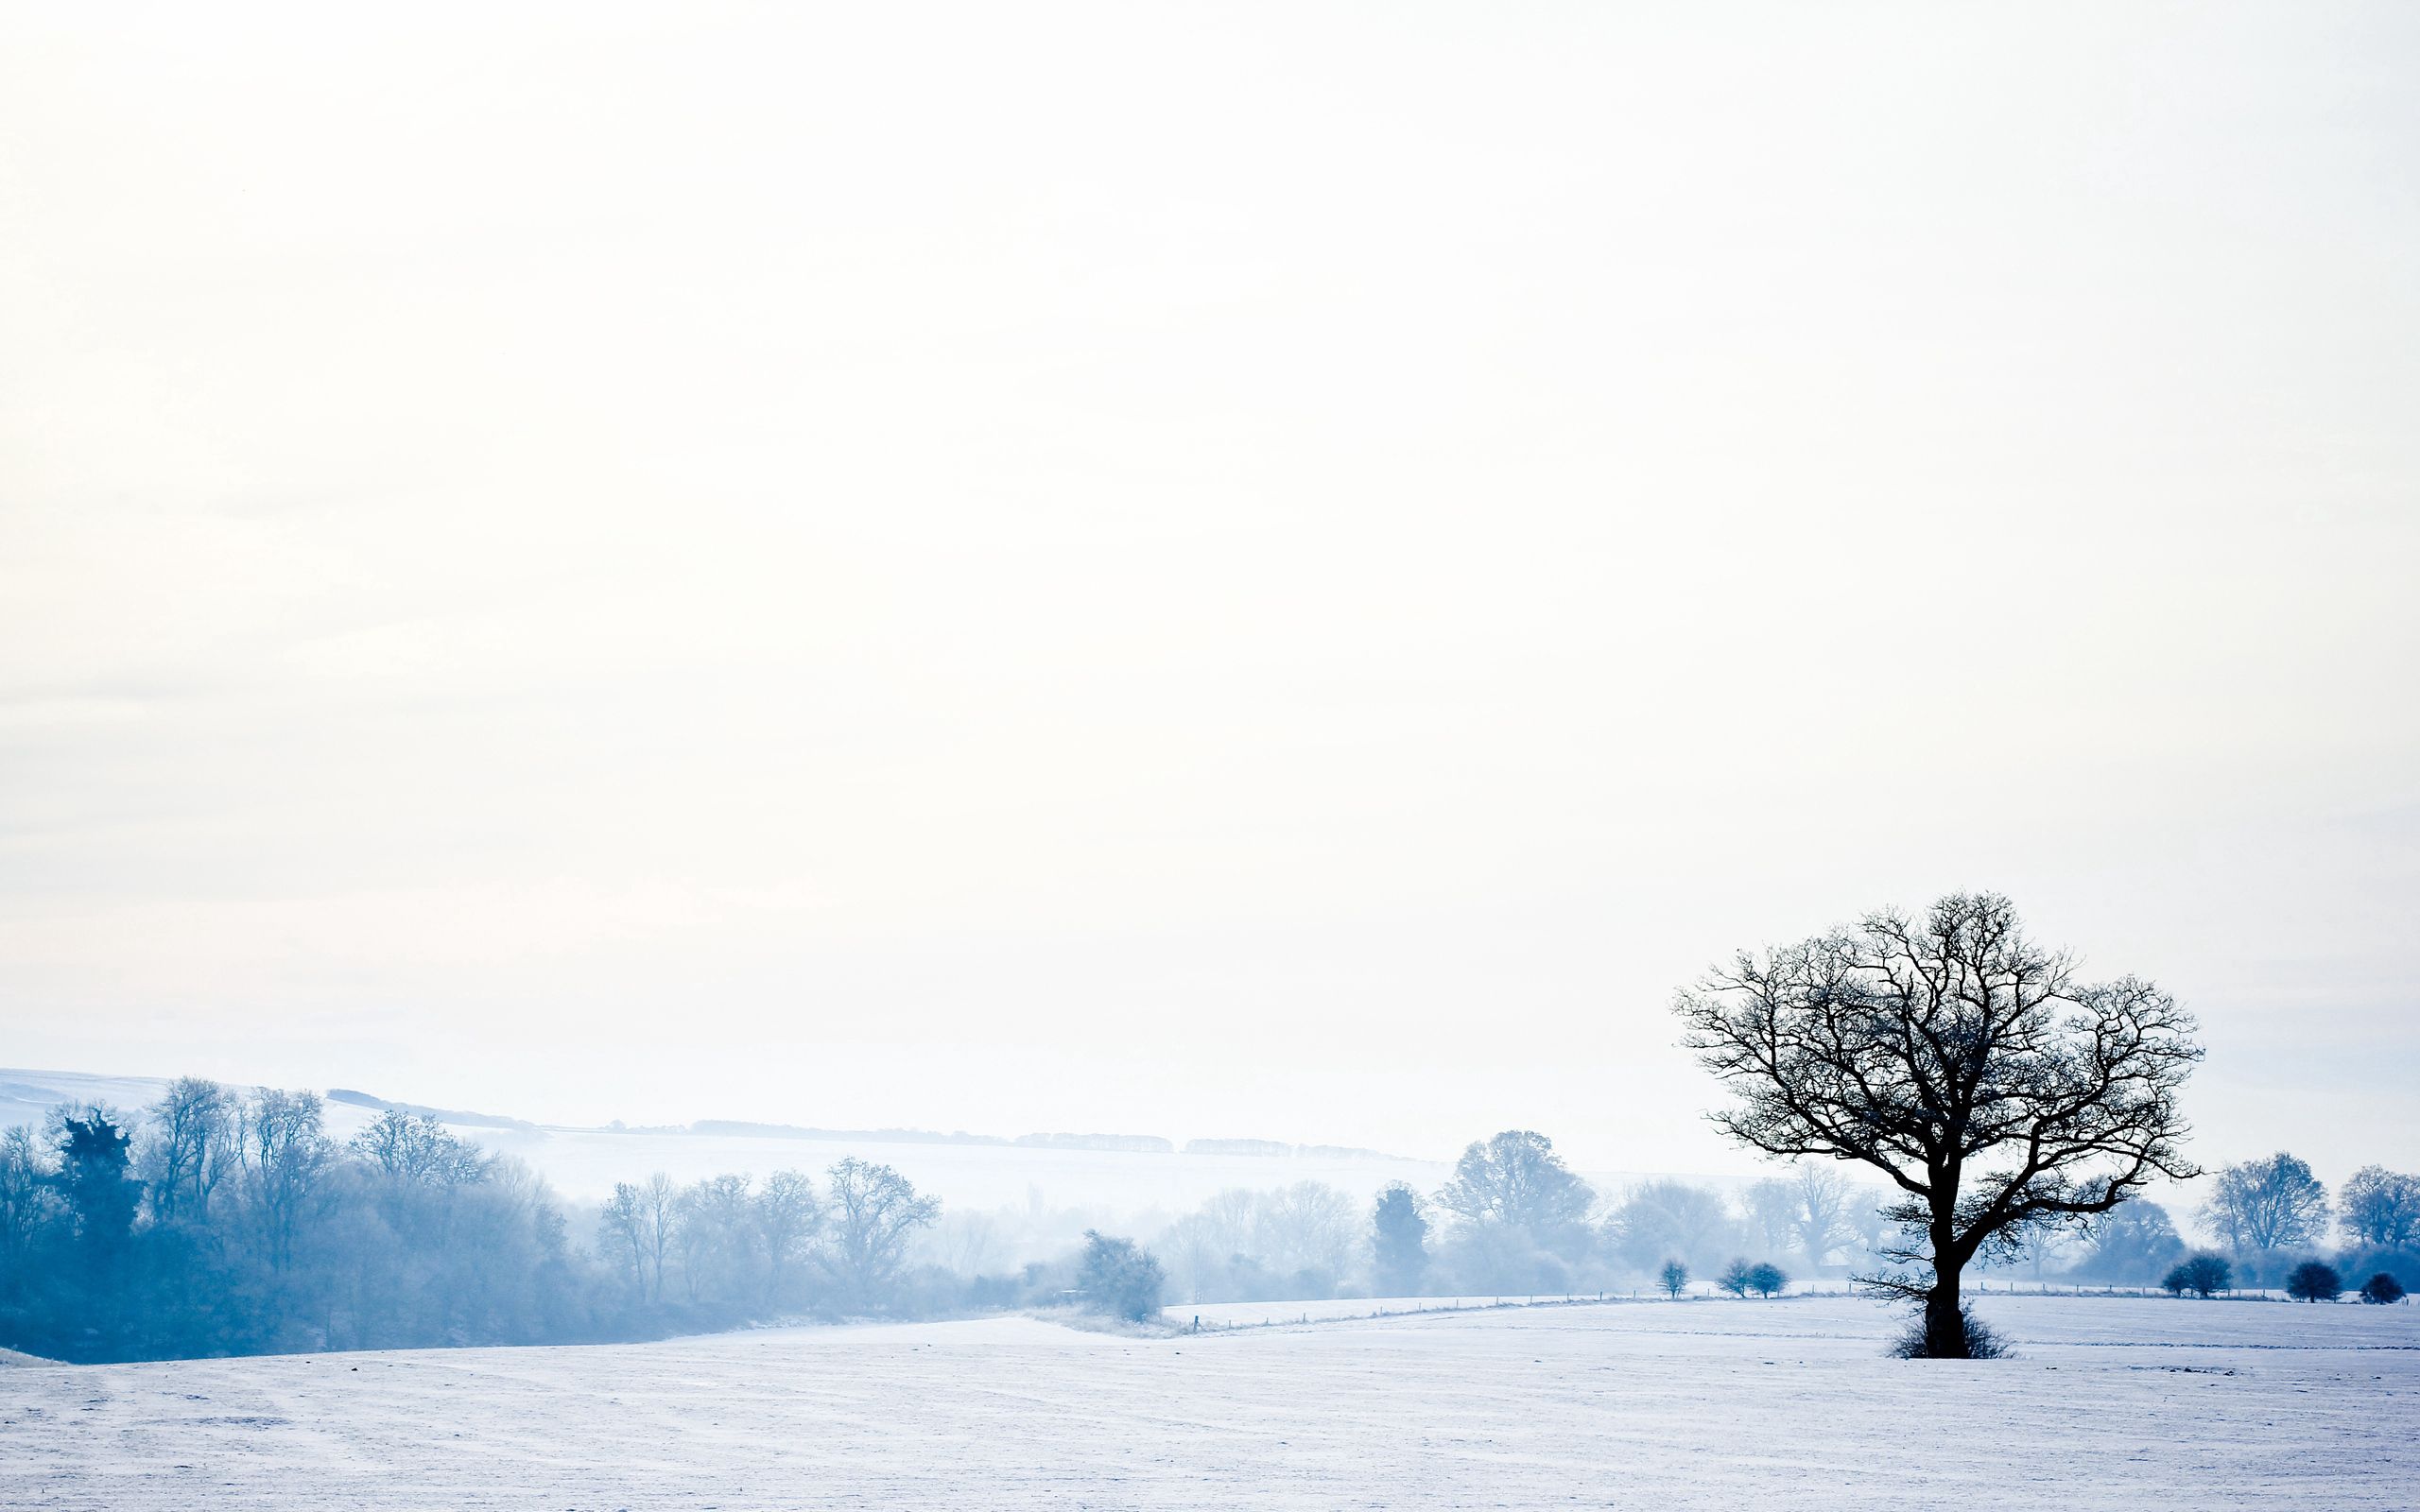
{"left": 1677, "top": 891, "right": 2202, "bottom": 1357}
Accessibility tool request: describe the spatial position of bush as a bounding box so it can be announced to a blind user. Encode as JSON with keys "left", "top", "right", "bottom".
{"left": 1077, "top": 1231, "right": 1167, "bottom": 1322}
{"left": 1716, "top": 1259, "right": 1753, "bottom": 1297}
{"left": 2358, "top": 1272, "right": 2403, "bottom": 1305}
{"left": 1744, "top": 1262, "right": 1789, "bottom": 1297}
{"left": 2161, "top": 1253, "right": 2231, "bottom": 1298}
{"left": 1890, "top": 1305, "right": 2009, "bottom": 1360}
{"left": 2285, "top": 1261, "right": 2342, "bottom": 1303}
{"left": 1657, "top": 1260, "right": 1688, "bottom": 1298}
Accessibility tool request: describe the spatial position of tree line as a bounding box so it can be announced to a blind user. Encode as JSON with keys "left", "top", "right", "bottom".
{"left": 1096, "top": 1136, "right": 2414, "bottom": 1321}
{"left": 1144, "top": 1133, "right": 1875, "bottom": 1307}
{"left": 11, "top": 888, "right": 2410, "bottom": 1361}
{"left": 0, "top": 1079, "right": 974, "bottom": 1363}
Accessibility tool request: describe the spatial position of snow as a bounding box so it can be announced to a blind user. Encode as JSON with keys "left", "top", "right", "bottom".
{"left": 0, "top": 1067, "right": 1456, "bottom": 1211}
{"left": 5, "top": 1295, "right": 2411, "bottom": 1509}
{"left": 0, "top": 1067, "right": 1704, "bottom": 1217}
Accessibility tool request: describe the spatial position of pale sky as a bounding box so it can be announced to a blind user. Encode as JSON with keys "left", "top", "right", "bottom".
{"left": 3, "top": 3, "right": 2415, "bottom": 1183}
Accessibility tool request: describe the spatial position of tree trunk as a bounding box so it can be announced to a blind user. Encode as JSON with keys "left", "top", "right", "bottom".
{"left": 1923, "top": 1270, "right": 1966, "bottom": 1358}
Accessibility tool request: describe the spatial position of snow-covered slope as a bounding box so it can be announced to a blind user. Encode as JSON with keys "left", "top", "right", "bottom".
{"left": 0, "top": 1068, "right": 1464, "bottom": 1212}
{"left": 6, "top": 1295, "right": 2411, "bottom": 1510}
{"left": 1, "top": 1068, "right": 1744, "bottom": 1221}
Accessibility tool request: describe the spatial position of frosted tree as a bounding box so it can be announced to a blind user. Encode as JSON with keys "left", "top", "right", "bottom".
{"left": 756, "top": 1170, "right": 822, "bottom": 1307}
{"left": 0, "top": 1128, "right": 61, "bottom": 1297}
{"left": 1606, "top": 1180, "right": 1736, "bottom": 1275}
{"left": 1436, "top": 1131, "right": 1594, "bottom": 1248}
{"left": 1254, "top": 1181, "right": 1357, "bottom": 1283}
{"left": 2199, "top": 1153, "right": 2328, "bottom": 1255}
{"left": 140, "top": 1076, "right": 235, "bottom": 1223}
{"left": 235, "top": 1089, "right": 335, "bottom": 1276}
{"left": 818, "top": 1159, "right": 940, "bottom": 1311}
{"left": 2336, "top": 1166, "right": 2418, "bottom": 1250}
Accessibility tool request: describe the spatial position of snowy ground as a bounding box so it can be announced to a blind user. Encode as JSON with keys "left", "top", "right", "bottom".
{"left": 6, "top": 1295, "right": 2412, "bottom": 1510}
{"left": 1171, "top": 1295, "right": 1615, "bottom": 1327}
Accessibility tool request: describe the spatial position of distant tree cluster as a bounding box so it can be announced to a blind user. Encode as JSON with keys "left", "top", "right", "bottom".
{"left": 1142, "top": 1129, "right": 1833, "bottom": 1308}
{"left": 1716, "top": 1259, "right": 1789, "bottom": 1297}
{"left": 2169, "top": 1154, "right": 2416, "bottom": 1303}
{"left": 0, "top": 1079, "right": 956, "bottom": 1363}
{"left": 2162, "top": 1254, "right": 2232, "bottom": 1298}
{"left": 1076, "top": 1231, "right": 1166, "bottom": 1321}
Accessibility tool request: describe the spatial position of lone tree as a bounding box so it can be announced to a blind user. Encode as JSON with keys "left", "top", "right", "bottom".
{"left": 1677, "top": 892, "right": 2203, "bottom": 1358}
{"left": 2359, "top": 1272, "right": 2405, "bottom": 1305}
{"left": 1658, "top": 1259, "right": 1689, "bottom": 1297}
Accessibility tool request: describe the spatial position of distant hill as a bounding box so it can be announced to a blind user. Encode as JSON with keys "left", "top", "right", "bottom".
{"left": 1013, "top": 1132, "right": 1176, "bottom": 1154}
{"left": 686, "top": 1120, "right": 1011, "bottom": 1146}
{"left": 0, "top": 1069, "right": 1466, "bottom": 1218}
{"left": 326, "top": 1089, "right": 540, "bottom": 1132}
{"left": 1185, "top": 1137, "right": 1400, "bottom": 1160}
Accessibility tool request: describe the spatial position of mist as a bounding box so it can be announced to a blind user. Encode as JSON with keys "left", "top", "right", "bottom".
{"left": 5, "top": 4, "right": 2416, "bottom": 1186}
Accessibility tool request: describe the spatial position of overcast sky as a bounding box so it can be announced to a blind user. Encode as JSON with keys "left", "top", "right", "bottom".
{"left": 3, "top": 3, "right": 2414, "bottom": 1180}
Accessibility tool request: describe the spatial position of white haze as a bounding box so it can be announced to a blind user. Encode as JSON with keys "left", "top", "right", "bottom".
{"left": 2, "top": 4, "right": 2416, "bottom": 1180}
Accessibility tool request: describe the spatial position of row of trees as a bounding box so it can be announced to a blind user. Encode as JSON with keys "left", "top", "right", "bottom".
{"left": 1138, "top": 1125, "right": 2404, "bottom": 1312}
{"left": 2010, "top": 1155, "right": 2419, "bottom": 1297}
{"left": 1144, "top": 1131, "right": 1836, "bottom": 1304}
{"left": 0, "top": 1079, "right": 959, "bottom": 1363}
{"left": 1119, "top": 892, "right": 2404, "bottom": 1353}
{"left": 2161, "top": 1253, "right": 2405, "bottom": 1305}
{"left": 2194, "top": 1154, "right": 2417, "bottom": 1284}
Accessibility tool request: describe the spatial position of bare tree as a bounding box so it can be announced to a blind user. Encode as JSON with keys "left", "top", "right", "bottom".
{"left": 1435, "top": 1131, "right": 1594, "bottom": 1245}
{"left": 1742, "top": 1179, "right": 1800, "bottom": 1260}
{"left": 142, "top": 1076, "right": 235, "bottom": 1224}
{"left": 2199, "top": 1153, "right": 2329, "bottom": 1255}
{"left": 638, "top": 1172, "right": 679, "bottom": 1302}
{"left": 1786, "top": 1165, "right": 1858, "bottom": 1270}
{"left": 350, "top": 1108, "right": 489, "bottom": 1188}
{"left": 0, "top": 1126, "right": 62, "bottom": 1297}
{"left": 2334, "top": 1165, "right": 2417, "bottom": 1250}
{"left": 1158, "top": 1209, "right": 1232, "bottom": 1305}
{"left": 2071, "top": 1200, "right": 2184, "bottom": 1284}
{"left": 756, "top": 1169, "right": 821, "bottom": 1307}
{"left": 1745, "top": 1168, "right": 1857, "bottom": 1271}
{"left": 600, "top": 1183, "right": 653, "bottom": 1302}
{"left": 675, "top": 1173, "right": 757, "bottom": 1305}
{"left": 818, "top": 1158, "right": 939, "bottom": 1311}
{"left": 236, "top": 1089, "right": 336, "bottom": 1275}
{"left": 1676, "top": 892, "right": 2202, "bottom": 1358}
{"left": 1606, "top": 1179, "right": 1737, "bottom": 1275}
{"left": 1253, "top": 1181, "right": 1357, "bottom": 1282}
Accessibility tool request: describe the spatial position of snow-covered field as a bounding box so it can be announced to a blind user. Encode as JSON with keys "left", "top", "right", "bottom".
{"left": 6, "top": 1295, "right": 2411, "bottom": 1510}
